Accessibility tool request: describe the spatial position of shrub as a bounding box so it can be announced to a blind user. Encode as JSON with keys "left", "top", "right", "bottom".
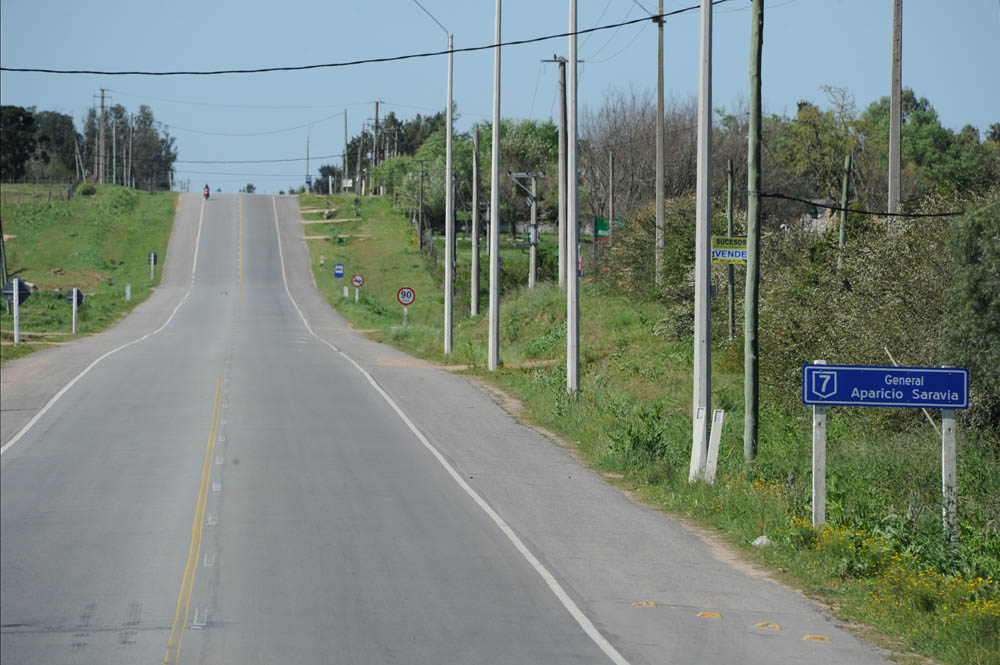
{"left": 78, "top": 183, "right": 96, "bottom": 196}
{"left": 944, "top": 194, "right": 1000, "bottom": 429}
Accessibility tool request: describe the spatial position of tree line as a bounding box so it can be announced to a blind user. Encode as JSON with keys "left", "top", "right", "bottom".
{"left": 0, "top": 104, "right": 178, "bottom": 190}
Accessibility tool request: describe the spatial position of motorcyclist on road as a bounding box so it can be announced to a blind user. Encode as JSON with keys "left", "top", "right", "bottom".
{"left": 204, "top": 185, "right": 210, "bottom": 199}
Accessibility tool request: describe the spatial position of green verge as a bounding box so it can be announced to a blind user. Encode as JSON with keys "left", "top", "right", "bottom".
{"left": 1, "top": 184, "right": 177, "bottom": 366}
{"left": 300, "top": 193, "right": 998, "bottom": 665}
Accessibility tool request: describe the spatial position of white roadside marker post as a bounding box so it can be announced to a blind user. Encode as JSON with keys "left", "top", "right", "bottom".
{"left": 704, "top": 409, "right": 725, "bottom": 483}
{"left": 688, "top": 407, "right": 707, "bottom": 482}
{"left": 812, "top": 359, "right": 827, "bottom": 528}
{"left": 72, "top": 288, "right": 78, "bottom": 334}
{"left": 13, "top": 277, "right": 20, "bottom": 345}
{"left": 941, "top": 365, "right": 957, "bottom": 543}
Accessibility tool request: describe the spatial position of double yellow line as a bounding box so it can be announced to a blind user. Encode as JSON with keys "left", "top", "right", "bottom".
{"left": 164, "top": 379, "right": 222, "bottom": 665}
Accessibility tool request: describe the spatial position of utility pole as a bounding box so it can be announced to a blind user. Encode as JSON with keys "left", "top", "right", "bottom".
{"left": 530, "top": 175, "right": 538, "bottom": 289}
{"left": 542, "top": 55, "right": 568, "bottom": 289}
{"left": 74, "top": 137, "right": 82, "bottom": 182}
{"left": 445, "top": 33, "right": 455, "bottom": 355}
{"left": 343, "top": 110, "right": 348, "bottom": 193}
{"left": 305, "top": 131, "right": 311, "bottom": 194}
{"left": 471, "top": 130, "right": 481, "bottom": 316}
{"left": 655, "top": 0, "right": 665, "bottom": 285}
{"left": 373, "top": 101, "right": 380, "bottom": 175}
{"left": 727, "top": 158, "right": 735, "bottom": 342}
{"left": 888, "top": 0, "right": 902, "bottom": 214}
{"left": 488, "top": 0, "right": 502, "bottom": 372}
{"left": 97, "top": 89, "right": 106, "bottom": 185}
{"left": 112, "top": 117, "right": 116, "bottom": 185}
{"left": 608, "top": 150, "right": 615, "bottom": 244}
{"left": 128, "top": 114, "right": 133, "bottom": 188}
{"left": 745, "top": 0, "right": 763, "bottom": 463}
{"left": 691, "top": 0, "right": 712, "bottom": 474}
{"left": 355, "top": 126, "right": 365, "bottom": 196}
{"left": 567, "top": 0, "right": 580, "bottom": 395}
{"left": 838, "top": 152, "right": 852, "bottom": 275}
{"left": 418, "top": 159, "right": 425, "bottom": 250}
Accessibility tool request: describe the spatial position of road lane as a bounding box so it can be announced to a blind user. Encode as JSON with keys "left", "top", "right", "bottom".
{"left": 2, "top": 193, "right": 892, "bottom": 665}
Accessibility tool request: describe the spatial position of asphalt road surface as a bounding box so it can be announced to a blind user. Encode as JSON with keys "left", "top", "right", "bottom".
{"left": 1, "top": 194, "right": 891, "bottom": 664}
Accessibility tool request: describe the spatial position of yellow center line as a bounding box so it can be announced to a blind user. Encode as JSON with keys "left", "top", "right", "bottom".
{"left": 164, "top": 379, "right": 222, "bottom": 665}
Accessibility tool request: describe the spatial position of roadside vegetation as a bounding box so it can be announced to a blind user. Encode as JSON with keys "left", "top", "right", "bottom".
{"left": 0, "top": 184, "right": 176, "bottom": 365}
{"left": 300, "top": 187, "right": 998, "bottom": 665}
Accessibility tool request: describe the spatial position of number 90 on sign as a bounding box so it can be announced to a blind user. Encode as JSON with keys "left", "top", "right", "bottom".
{"left": 397, "top": 287, "right": 416, "bottom": 306}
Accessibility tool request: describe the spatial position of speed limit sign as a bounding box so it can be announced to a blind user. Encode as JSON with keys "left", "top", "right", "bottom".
{"left": 351, "top": 274, "right": 365, "bottom": 288}
{"left": 397, "top": 286, "right": 416, "bottom": 306}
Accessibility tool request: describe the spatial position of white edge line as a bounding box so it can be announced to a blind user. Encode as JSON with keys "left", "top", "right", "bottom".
{"left": 270, "top": 196, "right": 631, "bottom": 665}
{"left": 2, "top": 195, "right": 204, "bottom": 456}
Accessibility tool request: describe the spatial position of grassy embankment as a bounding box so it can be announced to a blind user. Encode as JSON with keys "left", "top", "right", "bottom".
{"left": 0, "top": 184, "right": 176, "bottom": 365}
{"left": 299, "top": 192, "right": 998, "bottom": 665}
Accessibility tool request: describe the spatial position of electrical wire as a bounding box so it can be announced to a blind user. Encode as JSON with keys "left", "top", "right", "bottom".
{"left": 107, "top": 90, "right": 371, "bottom": 111}
{"left": 758, "top": 192, "right": 964, "bottom": 218}
{"left": 165, "top": 111, "right": 345, "bottom": 137}
{"left": 1, "top": 2, "right": 730, "bottom": 77}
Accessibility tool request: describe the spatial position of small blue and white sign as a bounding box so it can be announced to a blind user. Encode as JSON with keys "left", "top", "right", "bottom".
{"left": 802, "top": 364, "right": 968, "bottom": 409}
{"left": 334, "top": 264, "right": 345, "bottom": 278}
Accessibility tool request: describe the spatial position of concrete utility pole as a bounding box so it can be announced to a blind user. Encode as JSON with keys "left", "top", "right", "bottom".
{"left": 727, "top": 158, "right": 734, "bottom": 342}
{"left": 445, "top": 33, "right": 455, "bottom": 355}
{"left": 112, "top": 117, "right": 116, "bottom": 185}
{"left": 343, "top": 110, "right": 348, "bottom": 193}
{"left": 567, "top": 0, "right": 580, "bottom": 396}
{"left": 128, "top": 114, "right": 133, "bottom": 188}
{"left": 529, "top": 176, "right": 538, "bottom": 288}
{"left": 488, "top": 0, "right": 502, "bottom": 372}
{"left": 655, "top": 0, "right": 665, "bottom": 285}
{"left": 355, "top": 126, "right": 365, "bottom": 195}
{"left": 692, "top": 0, "right": 713, "bottom": 470}
{"left": 608, "top": 150, "right": 615, "bottom": 244}
{"left": 373, "top": 101, "right": 380, "bottom": 173}
{"left": 888, "top": 0, "right": 902, "bottom": 214}
{"left": 305, "top": 131, "right": 311, "bottom": 194}
{"left": 98, "top": 89, "right": 106, "bottom": 185}
{"left": 471, "top": 130, "right": 480, "bottom": 317}
{"left": 542, "top": 56, "right": 568, "bottom": 289}
{"left": 745, "top": 0, "right": 763, "bottom": 463}
{"left": 418, "top": 159, "right": 425, "bottom": 250}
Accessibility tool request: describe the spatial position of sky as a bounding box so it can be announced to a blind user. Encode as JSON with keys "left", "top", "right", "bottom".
{"left": 2, "top": 0, "right": 998, "bottom": 194}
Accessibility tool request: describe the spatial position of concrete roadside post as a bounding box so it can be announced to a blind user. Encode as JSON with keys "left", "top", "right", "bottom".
{"left": 352, "top": 273, "right": 364, "bottom": 304}
{"left": 125, "top": 283, "right": 131, "bottom": 301}
{"left": 149, "top": 251, "right": 157, "bottom": 282}
{"left": 941, "top": 365, "right": 957, "bottom": 543}
{"left": 688, "top": 407, "right": 707, "bottom": 482}
{"left": 812, "top": 359, "right": 828, "bottom": 528}
{"left": 13, "top": 277, "right": 20, "bottom": 345}
{"left": 704, "top": 409, "right": 725, "bottom": 483}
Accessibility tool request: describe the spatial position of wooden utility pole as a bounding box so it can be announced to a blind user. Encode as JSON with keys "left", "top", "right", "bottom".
{"left": 838, "top": 152, "right": 852, "bottom": 275}
{"left": 888, "top": 0, "right": 902, "bottom": 214}
{"left": 744, "top": 0, "right": 763, "bottom": 463}
{"left": 127, "top": 114, "right": 133, "bottom": 188}
{"left": 655, "top": 0, "right": 665, "bottom": 285}
{"left": 355, "top": 127, "right": 364, "bottom": 195}
{"left": 471, "top": 130, "right": 480, "bottom": 316}
{"left": 343, "top": 110, "right": 348, "bottom": 193}
{"left": 112, "top": 117, "right": 116, "bottom": 185}
{"left": 727, "top": 158, "right": 735, "bottom": 342}
{"left": 305, "top": 132, "right": 311, "bottom": 194}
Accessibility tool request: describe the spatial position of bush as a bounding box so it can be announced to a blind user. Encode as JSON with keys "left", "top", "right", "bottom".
{"left": 944, "top": 194, "right": 1000, "bottom": 429}
{"left": 78, "top": 183, "right": 96, "bottom": 196}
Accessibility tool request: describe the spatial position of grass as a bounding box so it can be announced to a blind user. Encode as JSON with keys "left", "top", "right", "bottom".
{"left": 1, "top": 184, "right": 177, "bottom": 365}
{"left": 300, "top": 192, "right": 999, "bottom": 665}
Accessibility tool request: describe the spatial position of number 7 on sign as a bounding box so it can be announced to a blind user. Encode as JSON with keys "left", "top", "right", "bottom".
{"left": 811, "top": 370, "right": 837, "bottom": 399}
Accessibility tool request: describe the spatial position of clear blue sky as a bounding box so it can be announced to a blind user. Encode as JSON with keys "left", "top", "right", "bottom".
{"left": 2, "top": 0, "right": 998, "bottom": 194}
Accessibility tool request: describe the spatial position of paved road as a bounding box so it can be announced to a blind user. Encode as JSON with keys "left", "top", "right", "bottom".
{"left": 1, "top": 194, "right": 890, "bottom": 664}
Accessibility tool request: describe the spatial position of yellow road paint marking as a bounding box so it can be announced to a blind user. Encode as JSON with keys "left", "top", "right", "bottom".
{"left": 755, "top": 621, "right": 781, "bottom": 630}
{"left": 631, "top": 601, "right": 657, "bottom": 607}
{"left": 803, "top": 634, "right": 831, "bottom": 642}
{"left": 697, "top": 611, "right": 722, "bottom": 619}
{"left": 164, "top": 379, "right": 222, "bottom": 665}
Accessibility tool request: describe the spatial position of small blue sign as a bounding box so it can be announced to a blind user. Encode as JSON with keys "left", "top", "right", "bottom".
{"left": 802, "top": 364, "right": 968, "bottom": 409}
{"left": 334, "top": 263, "right": 344, "bottom": 278}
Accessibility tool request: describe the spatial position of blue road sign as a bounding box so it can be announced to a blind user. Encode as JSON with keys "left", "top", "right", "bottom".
{"left": 802, "top": 364, "right": 968, "bottom": 409}
{"left": 334, "top": 264, "right": 345, "bottom": 278}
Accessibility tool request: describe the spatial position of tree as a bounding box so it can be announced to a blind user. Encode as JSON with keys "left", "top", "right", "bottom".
{"left": 245, "top": 183, "right": 255, "bottom": 194}
{"left": 1, "top": 106, "right": 40, "bottom": 180}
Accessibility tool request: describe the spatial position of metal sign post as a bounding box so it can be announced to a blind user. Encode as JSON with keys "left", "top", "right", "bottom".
{"left": 397, "top": 286, "right": 415, "bottom": 327}
{"left": 802, "top": 362, "right": 969, "bottom": 532}
{"left": 66, "top": 288, "right": 85, "bottom": 334}
{"left": 351, "top": 274, "right": 364, "bottom": 303}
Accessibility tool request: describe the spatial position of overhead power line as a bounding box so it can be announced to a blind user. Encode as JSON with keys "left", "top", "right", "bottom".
{"left": 759, "top": 192, "right": 965, "bottom": 218}
{"left": 1, "top": 1, "right": 730, "bottom": 76}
